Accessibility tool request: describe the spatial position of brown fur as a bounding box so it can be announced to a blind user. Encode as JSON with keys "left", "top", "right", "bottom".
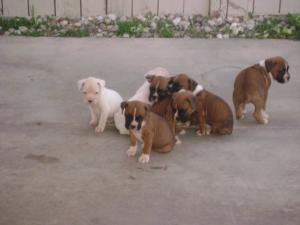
{"left": 122, "top": 101, "right": 175, "bottom": 156}
{"left": 233, "top": 56, "right": 290, "bottom": 124}
{"left": 172, "top": 90, "right": 233, "bottom": 135}
{"left": 172, "top": 74, "right": 198, "bottom": 91}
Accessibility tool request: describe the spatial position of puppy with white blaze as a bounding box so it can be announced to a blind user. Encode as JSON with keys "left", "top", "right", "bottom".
{"left": 114, "top": 67, "right": 171, "bottom": 135}
{"left": 78, "top": 77, "right": 124, "bottom": 133}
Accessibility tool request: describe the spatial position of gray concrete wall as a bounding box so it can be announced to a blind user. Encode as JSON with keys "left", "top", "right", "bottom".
{"left": 1, "top": 0, "right": 300, "bottom": 17}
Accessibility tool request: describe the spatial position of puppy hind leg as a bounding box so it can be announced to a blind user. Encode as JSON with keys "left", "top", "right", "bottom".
{"left": 253, "top": 99, "right": 268, "bottom": 124}
{"left": 236, "top": 103, "right": 246, "bottom": 120}
{"left": 155, "top": 143, "right": 173, "bottom": 153}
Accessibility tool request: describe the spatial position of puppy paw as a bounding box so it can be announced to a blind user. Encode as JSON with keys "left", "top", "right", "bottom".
{"left": 262, "top": 111, "right": 269, "bottom": 119}
{"left": 205, "top": 125, "right": 211, "bottom": 135}
{"left": 262, "top": 118, "right": 268, "bottom": 124}
{"left": 196, "top": 130, "right": 205, "bottom": 136}
{"left": 126, "top": 146, "right": 137, "bottom": 157}
{"left": 138, "top": 154, "right": 150, "bottom": 164}
{"left": 175, "top": 136, "right": 182, "bottom": 145}
{"left": 95, "top": 125, "right": 105, "bottom": 133}
{"left": 89, "top": 120, "right": 98, "bottom": 127}
{"left": 179, "top": 130, "right": 186, "bottom": 135}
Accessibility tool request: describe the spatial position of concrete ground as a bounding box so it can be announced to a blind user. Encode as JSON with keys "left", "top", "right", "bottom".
{"left": 0, "top": 37, "right": 299, "bottom": 225}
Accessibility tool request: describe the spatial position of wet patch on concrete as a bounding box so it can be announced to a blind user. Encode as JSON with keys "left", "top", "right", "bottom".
{"left": 24, "top": 153, "right": 60, "bottom": 164}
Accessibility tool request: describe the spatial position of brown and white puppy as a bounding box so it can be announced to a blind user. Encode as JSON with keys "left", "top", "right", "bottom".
{"left": 168, "top": 74, "right": 203, "bottom": 95}
{"left": 172, "top": 90, "right": 233, "bottom": 135}
{"left": 121, "top": 100, "right": 176, "bottom": 163}
{"left": 145, "top": 75, "right": 172, "bottom": 103}
{"left": 233, "top": 56, "right": 290, "bottom": 124}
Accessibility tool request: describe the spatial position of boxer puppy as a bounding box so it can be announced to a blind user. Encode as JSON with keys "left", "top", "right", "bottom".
{"left": 168, "top": 74, "right": 203, "bottom": 95}
{"left": 114, "top": 67, "right": 171, "bottom": 134}
{"left": 172, "top": 90, "right": 233, "bottom": 135}
{"left": 78, "top": 77, "right": 123, "bottom": 133}
{"left": 121, "top": 100, "right": 176, "bottom": 163}
{"left": 146, "top": 75, "right": 186, "bottom": 142}
{"left": 145, "top": 75, "right": 172, "bottom": 103}
{"left": 233, "top": 56, "right": 290, "bottom": 124}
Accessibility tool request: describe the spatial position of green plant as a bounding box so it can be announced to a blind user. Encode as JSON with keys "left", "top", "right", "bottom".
{"left": 157, "top": 20, "right": 175, "bottom": 38}
{"left": 59, "top": 28, "right": 89, "bottom": 37}
{"left": 117, "top": 18, "right": 145, "bottom": 37}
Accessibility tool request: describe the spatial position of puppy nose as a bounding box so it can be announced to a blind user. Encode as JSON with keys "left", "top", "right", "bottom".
{"left": 130, "top": 125, "right": 136, "bottom": 129}
{"left": 88, "top": 100, "right": 93, "bottom": 103}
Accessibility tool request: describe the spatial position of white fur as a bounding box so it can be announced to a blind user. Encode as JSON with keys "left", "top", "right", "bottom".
{"left": 126, "top": 145, "right": 137, "bottom": 157}
{"left": 138, "top": 154, "right": 150, "bottom": 163}
{"left": 78, "top": 77, "right": 124, "bottom": 133}
{"left": 131, "top": 129, "right": 144, "bottom": 143}
{"left": 259, "top": 60, "right": 272, "bottom": 78}
{"left": 192, "top": 84, "right": 203, "bottom": 95}
{"left": 115, "top": 67, "right": 171, "bottom": 135}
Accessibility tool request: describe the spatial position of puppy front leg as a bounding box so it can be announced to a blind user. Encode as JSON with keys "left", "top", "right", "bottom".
{"left": 127, "top": 131, "right": 137, "bottom": 157}
{"left": 138, "top": 133, "right": 153, "bottom": 164}
{"left": 196, "top": 105, "right": 206, "bottom": 136}
{"left": 89, "top": 106, "right": 98, "bottom": 127}
{"left": 95, "top": 108, "right": 109, "bottom": 133}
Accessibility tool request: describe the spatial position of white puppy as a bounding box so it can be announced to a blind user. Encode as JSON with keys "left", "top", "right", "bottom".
{"left": 114, "top": 67, "right": 171, "bottom": 135}
{"left": 78, "top": 77, "right": 124, "bottom": 133}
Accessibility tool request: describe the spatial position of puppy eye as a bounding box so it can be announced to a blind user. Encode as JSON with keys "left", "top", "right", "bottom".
{"left": 95, "top": 92, "right": 98, "bottom": 94}
{"left": 83, "top": 91, "right": 87, "bottom": 95}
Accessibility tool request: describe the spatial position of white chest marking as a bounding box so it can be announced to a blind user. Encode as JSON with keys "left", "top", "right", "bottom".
{"left": 132, "top": 129, "right": 143, "bottom": 143}
{"left": 193, "top": 84, "right": 203, "bottom": 95}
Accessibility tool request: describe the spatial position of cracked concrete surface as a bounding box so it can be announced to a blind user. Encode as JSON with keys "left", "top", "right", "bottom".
{"left": 0, "top": 37, "right": 300, "bottom": 225}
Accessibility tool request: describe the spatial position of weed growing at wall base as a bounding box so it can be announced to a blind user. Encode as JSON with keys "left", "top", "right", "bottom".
{"left": 0, "top": 14, "right": 300, "bottom": 40}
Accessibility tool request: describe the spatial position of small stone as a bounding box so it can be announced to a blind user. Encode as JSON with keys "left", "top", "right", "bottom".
{"left": 216, "top": 17, "right": 224, "bottom": 26}
{"left": 104, "top": 17, "right": 111, "bottom": 25}
{"left": 97, "top": 16, "right": 104, "bottom": 22}
{"left": 245, "top": 19, "right": 255, "bottom": 30}
{"left": 15, "top": 30, "right": 21, "bottom": 35}
{"left": 111, "top": 25, "right": 118, "bottom": 32}
{"left": 40, "top": 24, "right": 46, "bottom": 30}
{"left": 204, "top": 26, "right": 212, "bottom": 32}
{"left": 88, "top": 16, "right": 94, "bottom": 21}
{"left": 137, "top": 15, "right": 146, "bottom": 22}
{"left": 19, "top": 26, "right": 28, "bottom": 33}
{"left": 223, "top": 34, "right": 230, "bottom": 39}
{"left": 107, "top": 14, "right": 117, "bottom": 21}
{"left": 208, "top": 20, "right": 215, "bottom": 27}
{"left": 74, "top": 22, "right": 81, "bottom": 27}
{"left": 123, "top": 33, "right": 130, "bottom": 38}
{"left": 60, "top": 20, "right": 68, "bottom": 26}
{"left": 216, "top": 33, "right": 223, "bottom": 39}
{"left": 4, "top": 31, "right": 10, "bottom": 36}
{"left": 172, "top": 17, "right": 181, "bottom": 26}
{"left": 180, "top": 21, "right": 190, "bottom": 30}
{"left": 120, "top": 16, "right": 127, "bottom": 22}
{"left": 96, "top": 33, "right": 103, "bottom": 38}
{"left": 150, "top": 22, "right": 157, "bottom": 30}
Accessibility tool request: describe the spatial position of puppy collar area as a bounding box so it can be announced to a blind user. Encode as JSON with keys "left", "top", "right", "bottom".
{"left": 193, "top": 85, "right": 203, "bottom": 95}
{"left": 259, "top": 60, "right": 272, "bottom": 79}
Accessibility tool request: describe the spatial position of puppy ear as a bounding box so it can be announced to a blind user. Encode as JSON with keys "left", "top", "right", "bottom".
{"left": 188, "top": 78, "right": 198, "bottom": 91}
{"left": 187, "top": 96, "right": 196, "bottom": 111}
{"left": 120, "top": 101, "right": 128, "bottom": 113}
{"left": 144, "top": 103, "right": 150, "bottom": 112}
{"left": 265, "top": 58, "right": 276, "bottom": 73}
{"left": 77, "top": 79, "right": 86, "bottom": 91}
{"left": 145, "top": 74, "right": 155, "bottom": 83}
{"left": 96, "top": 79, "right": 106, "bottom": 88}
